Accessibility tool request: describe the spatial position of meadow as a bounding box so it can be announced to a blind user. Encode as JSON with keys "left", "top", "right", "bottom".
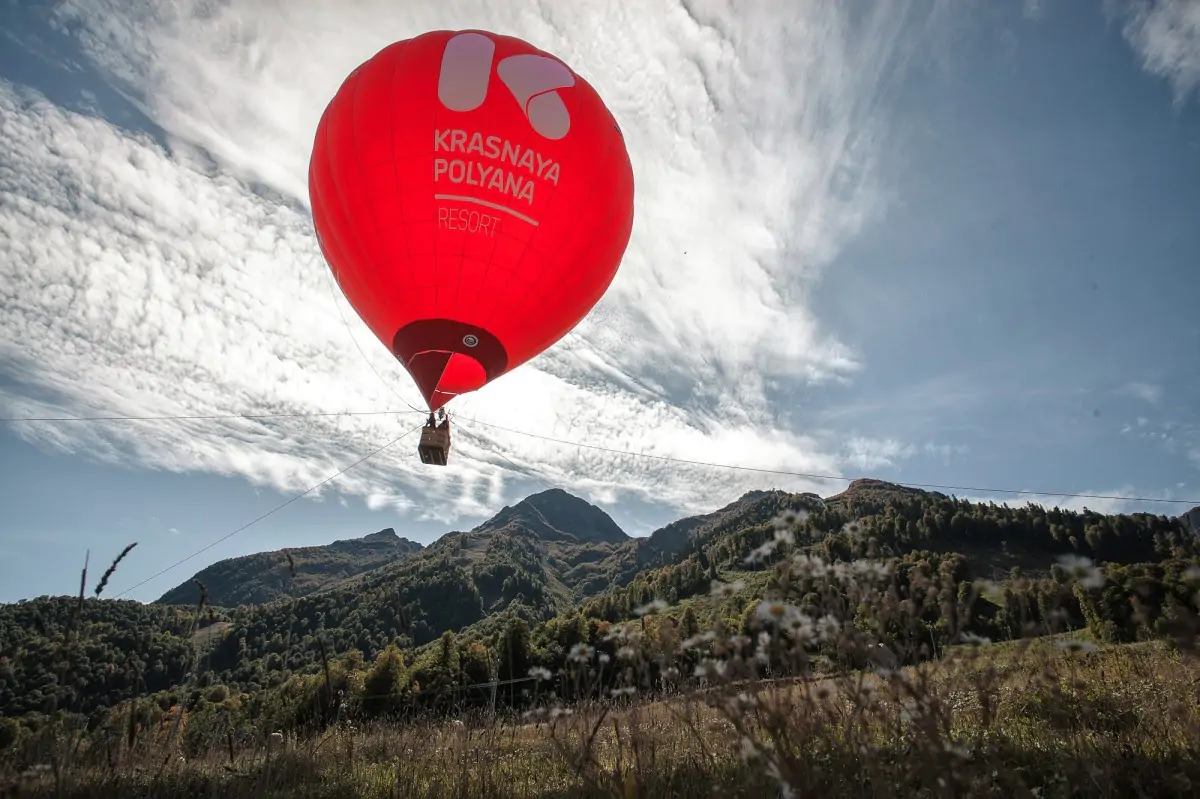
{"left": 4, "top": 493, "right": 1199, "bottom": 798}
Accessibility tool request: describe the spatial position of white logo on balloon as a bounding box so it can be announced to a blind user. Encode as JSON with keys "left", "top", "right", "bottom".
{"left": 437, "top": 32, "right": 575, "bottom": 140}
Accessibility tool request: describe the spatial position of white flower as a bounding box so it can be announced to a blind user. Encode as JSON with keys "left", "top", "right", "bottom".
{"left": 744, "top": 539, "right": 779, "bottom": 565}
{"left": 850, "top": 559, "right": 892, "bottom": 582}
{"left": 771, "top": 508, "right": 810, "bottom": 530}
{"left": 528, "top": 666, "right": 552, "bottom": 681}
{"left": 738, "top": 736, "right": 760, "bottom": 763}
{"left": 681, "top": 631, "right": 716, "bottom": 649}
{"left": 710, "top": 579, "right": 746, "bottom": 598}
{"left": 635, "top": 599, "right": 669, "bottom": 616}
{"left": 1057, "top": 554, "right": 1106, "bottom": 589}
{"left": 693, "top": 658, "right": 728, "bottom": 680}
{"left": 814, "top": 614, "right": 842, "bottom": 642}
{"left": 791, "top": 552, "right": 829, "bottom": 576}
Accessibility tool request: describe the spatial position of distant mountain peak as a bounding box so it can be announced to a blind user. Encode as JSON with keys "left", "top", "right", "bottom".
{"left": 361, "top": 528, "right": 401, "bottom": 542}
{"left": 474, "top": 488, "right": 628, "bottom": 544}
{"left": 153, "top": 527, "right": 422, "bottom": 607}
{"left": 1180, "top": 506, "right": 1200, "bottom": 536}
{"left": 838, "top": 478, "right": 931, "bottom": 497}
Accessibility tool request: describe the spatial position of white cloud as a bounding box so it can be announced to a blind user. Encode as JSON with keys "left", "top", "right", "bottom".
{"left": 1022, "top": 0, "right": 1048, "bottom": 22}
{"left": 1119, "top": 381, "right": 1163, "bottom": 404}
{"left": 1120, "top": 0, "right": 1200, "bottom": 106}
{"left": 841, "top": 437, "right": 917, "bottom": 471}
{"left": 923, "top": 442, "right": 970, "bottom": 461}
{"left": 1, "top": 1, "right": 949, "bottom": 528}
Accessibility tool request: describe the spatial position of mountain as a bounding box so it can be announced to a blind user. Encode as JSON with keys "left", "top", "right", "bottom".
{"left": 1180, "top": 506, "right": 1200, "bottom": 536}
{"left": 5, "top": 480, "right": 1199, "bottom": 721}
{"left": 475, "top": 488, "right": 629, "bottom": 544}
{"left": 153, "top": 528, "right": 423, "bottom": 607}
{"left": 189, "top": 489, "right": 641, "bottom": 675}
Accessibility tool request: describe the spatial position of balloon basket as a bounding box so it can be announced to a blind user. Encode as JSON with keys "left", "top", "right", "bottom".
{"left": 418, "top": 422, "right": 451, "bottom": 466}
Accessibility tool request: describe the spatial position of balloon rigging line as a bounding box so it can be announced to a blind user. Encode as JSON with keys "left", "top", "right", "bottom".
{"left": 451, "top": 414, "right": 1200, "bottom": 507}
{"left": 5, "top": 405, "right": 1198, "bottom": 507}
{"left": 110, "top": 423, "right": 425, "bottom": 599}
{"left": 318, "top": 254, "right": 429, "bottom": 417}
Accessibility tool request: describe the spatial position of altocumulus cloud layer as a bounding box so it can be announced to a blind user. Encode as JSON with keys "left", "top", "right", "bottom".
{"left": 3, "top": 0, "right": 954, "bottom": 521}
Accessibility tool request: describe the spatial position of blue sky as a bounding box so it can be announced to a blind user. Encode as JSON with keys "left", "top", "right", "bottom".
{"left": 2, "top": 0, "right": 1198, "bottom": 604}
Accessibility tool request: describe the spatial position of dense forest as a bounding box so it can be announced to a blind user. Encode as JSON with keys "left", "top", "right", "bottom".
{"left": 1, "top": 480, "right": 1198, "bottom": 753}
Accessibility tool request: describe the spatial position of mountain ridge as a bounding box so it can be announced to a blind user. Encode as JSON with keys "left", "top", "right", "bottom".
{"left": 153, "top": 528, "right": 423, "bottom": 607}
{"left": 5, "top": 478, "right": 1200, "bottom": 722}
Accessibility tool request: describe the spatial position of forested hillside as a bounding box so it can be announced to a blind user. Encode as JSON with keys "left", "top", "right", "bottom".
{"left": 1, "top": 481, "right": 1197, "bottom": 730}
{"left": 154, "top": 528, "right": 424, "bottom": 607}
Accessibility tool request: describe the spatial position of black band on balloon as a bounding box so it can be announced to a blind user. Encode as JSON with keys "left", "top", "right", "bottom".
{"left": 392, "top": 318, "right": 508, "bottom": 404}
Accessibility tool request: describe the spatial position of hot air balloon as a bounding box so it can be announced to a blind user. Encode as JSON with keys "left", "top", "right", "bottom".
{"left": 308, "top": 29, "right": 635, "bottom": 465}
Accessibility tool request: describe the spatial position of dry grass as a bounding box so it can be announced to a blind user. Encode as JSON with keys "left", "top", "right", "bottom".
{"left": 5, "top": 639, "right": 1198, "bottom": 798}
{"left": 5, "top": 516, "right": 1200, "bottom": 798}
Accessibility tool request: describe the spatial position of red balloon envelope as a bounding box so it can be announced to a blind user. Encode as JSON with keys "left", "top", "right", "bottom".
{"left": 308, "top": 29, "right": 635, "bottom": 411}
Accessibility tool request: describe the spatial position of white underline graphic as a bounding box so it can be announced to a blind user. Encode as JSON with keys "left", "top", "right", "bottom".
{"left": 434, "top": 193, "right": 540, "bottom": 226}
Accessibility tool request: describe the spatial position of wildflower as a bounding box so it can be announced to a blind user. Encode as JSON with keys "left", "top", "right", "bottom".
{"left": 738, "top": 736, "right": 760, "bottom": 763}
{"left": 943, "top": 742, "right": 971, "bottom": 759}
{"left": 616, "top": 645, "right": 638, "bottom": 660}
{"left": 597, "top": 653, "right": 611, "bottom": 665}
{"left": 568, "top": 643, "right": 594, "bottom": 663}
{"left": 1057, "top": 554, "right": 1105, "bottom": 589}
{"left": 610, "top": 686, "right": 637, "bottom": 697}
{"left": 773, "top": 526, "right": 795, "bottom": 546}
{"left": 956, "top": 632, "right": 991, "bottom": 646}
{"left": 1183, "top": 565, "right": 1200, "bottom": 584}
{"left": 765, "top": 760, "right": 794, "bottom": 799}
{"left": 814, "top": 614, "right": 842, "bottom": 643}
{"left": 744, "top": 538, "right": 779, "bottom": 565}
{"left": 710, "top": 579, "right": 746, "bottom": 598}
{"left": 635, "top": 598, "right": 669, "bottom": 616}
{"left": 771, "top": 507, "right": 810, "bottom": 530}
{"left": 548, "top": 707, "right": 574, "bottom": 719}
{"left": 755, "top": 599, "right": 804, "bottom": 626}
{"left": 850, "top": 559, "right": 892, "bottom": 582}
{"left": 528, "top": 666, "right": 552, "bottom": 681}
{"left": 842, "top": 520, "right": 865, "bottom": 538}
{"left": 791, "top": 552, "right": 829, "bottom": 576}
{"left": 693, "top": 658, "right": 728, "bottom": 680}
{"left": 681, "top": 630, "right": 716, "bottom": 649}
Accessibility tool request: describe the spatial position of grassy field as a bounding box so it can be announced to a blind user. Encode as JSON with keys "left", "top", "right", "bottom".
{"left": 5, "top": 636, "right": 1198, "bottom": 798}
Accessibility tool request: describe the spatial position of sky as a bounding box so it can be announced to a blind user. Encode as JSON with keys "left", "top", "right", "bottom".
{"left": 2, "top": 0, "right": 1199, "bottom": 604}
